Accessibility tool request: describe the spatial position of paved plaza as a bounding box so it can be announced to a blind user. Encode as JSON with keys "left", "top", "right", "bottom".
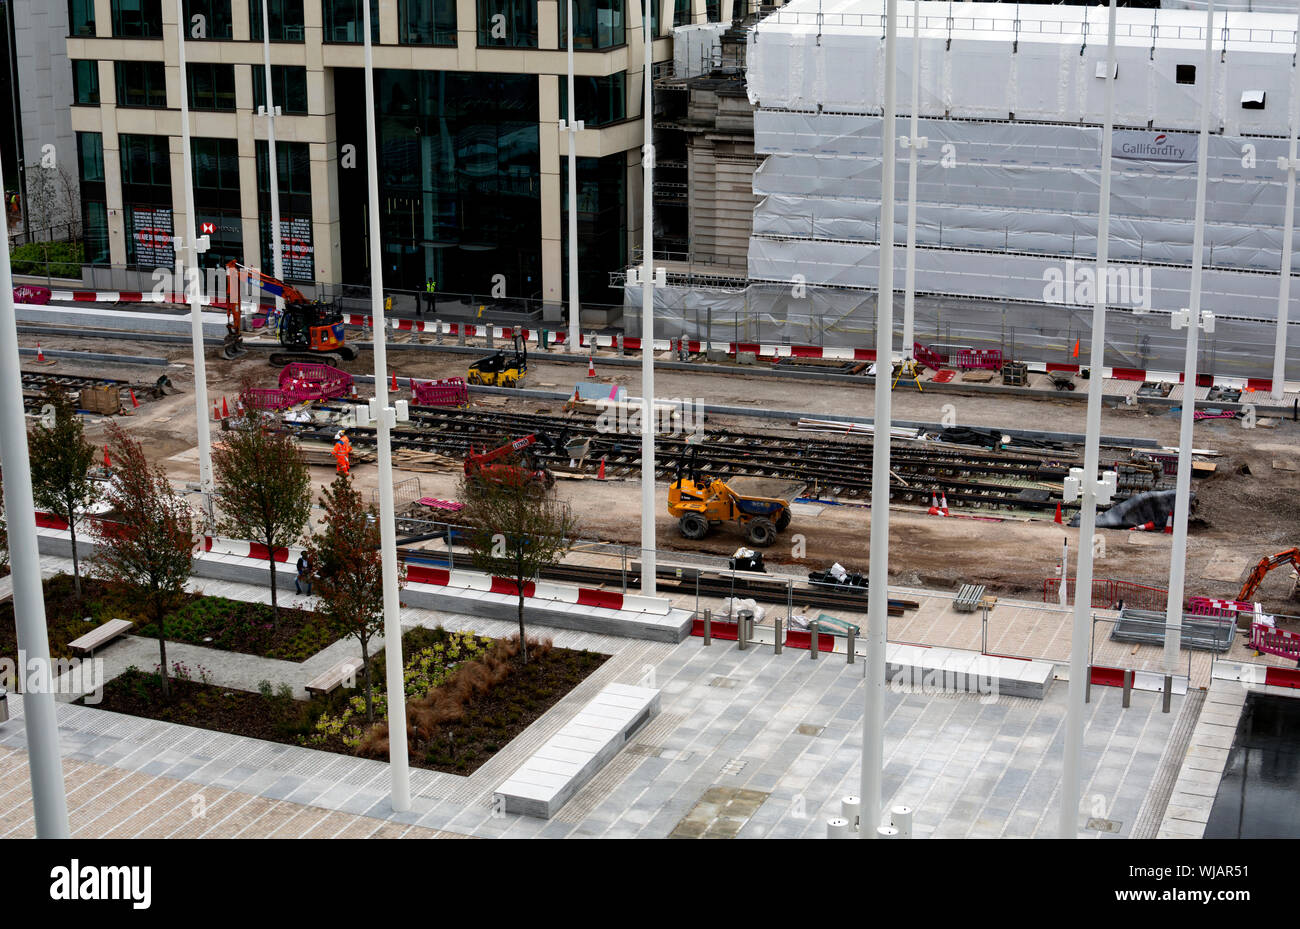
{"left": 0, "top": 554, "right": 1205, "bottom": 839}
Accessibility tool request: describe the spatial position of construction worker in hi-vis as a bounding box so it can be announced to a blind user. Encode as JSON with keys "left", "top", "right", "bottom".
{"left": 423, "top": 277, "right": 436, "bottom": 317}
{"left": 333, "top": 430, "right": 352, "bottom": 475}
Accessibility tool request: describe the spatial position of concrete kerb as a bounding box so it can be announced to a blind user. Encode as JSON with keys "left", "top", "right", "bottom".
{"left": 17, "top": 347, "right": 171, "bottom": 366}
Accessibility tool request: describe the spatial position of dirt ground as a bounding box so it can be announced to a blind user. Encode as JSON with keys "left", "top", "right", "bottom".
{"left": 30, "top": 330, "right": 1300, "bottom": 616}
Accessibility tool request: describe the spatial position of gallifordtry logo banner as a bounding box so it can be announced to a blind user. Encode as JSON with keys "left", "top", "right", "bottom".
{"left": 1111, "top": 129, "right": 1198, "bottom": 163}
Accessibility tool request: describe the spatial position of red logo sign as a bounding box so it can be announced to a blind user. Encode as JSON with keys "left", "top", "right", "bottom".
{"left": 284, "top": 237, "right": 309, "bottom": 259}
{"left": 136, "top": 227, "right": 167, "bottom": 247}
{"left": 201, "top": 222, "right": 216, "bottom": 235}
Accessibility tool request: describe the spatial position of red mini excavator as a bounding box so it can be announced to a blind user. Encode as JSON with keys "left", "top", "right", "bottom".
{"left": 464, "top": 433, "right": 563, "bottom": 491}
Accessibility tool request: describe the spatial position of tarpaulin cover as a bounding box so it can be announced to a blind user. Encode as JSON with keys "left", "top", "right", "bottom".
{"left": 1069, "top": 489, "right": 1193, "bottom": 530}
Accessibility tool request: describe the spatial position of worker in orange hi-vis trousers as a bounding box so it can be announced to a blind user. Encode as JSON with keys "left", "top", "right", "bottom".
{"left": 332, "top": 430, "right": 352, "bottom": 475}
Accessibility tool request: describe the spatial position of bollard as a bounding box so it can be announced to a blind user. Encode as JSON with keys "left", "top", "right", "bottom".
{"left": 738, "top": 611, "right": 752, "bottom": 651}
{"left": 616, "top": 332, "right": 624, "bottom": 356}
{"left": 890, "top": 805, "right": 913, "bottom": 839}
{"left": 809, "top": 621, "right": 819, "bottom": 660}
{"left": 773, "top": 617, "right": 783, "bottom": 654}
{"left": 841, "top": 796, "right": 861, "bottom": 831}
{"left": 1122, "top": 669, "right": 1133, "bottom": 708}
{"left": 877, "top": 826, "right": 899, "bottom": 839}
{"left": 0, "top": 687, "right": 7, "bottom": 724}
{"left": 457, "top": 323, "right": 466, "bottom": 346}
{"left": 588, "top": 331, "right": 597, "bottom": 357}
{"left": 1162, "top": 674, "right": 1172, "bottom": 713}
{"left": 703, "top": 608, "right": 711, "bottom": 646}
{"left": 540, "top": 328, "right": 549, "bottom": 351}
{"left": 826, "top": 817, "right": 851, "bottom": 839}
{"left": 1085, "top": 665, "right": 1092, "bottom": 704}
{"left": 486, "top": 325, "right": 494, "bottom": 348}
{"left": 847, "top": 627, "right": 856, "bottom": 664}
{"left": 435, "top": 320, "right": 444, "bottom": 344}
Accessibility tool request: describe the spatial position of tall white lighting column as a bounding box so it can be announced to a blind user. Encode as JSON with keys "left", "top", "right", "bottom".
{"left": 259, "top": 0, "right": 285, "bottom": 318}
{"left": 176, "top": 0, "right": 215, "bottom": 525}
{"left": 1162, "top": 0, "right": 1218, "bottom": 681}
{"left": 1271, "top": 7, "right": 1300, "bottom": 402}
{"left": 1059, "top": 0, "right": 1120, "bottom": 840}
{"left": 361, "top": 0, "right": 411, "bottom": 812}
{"left": 901, "top": 0, "right": 923, "bottom": 360}
{"left": 561, "top": 0, "right": 583, "bottom": 350}
{"left": 861, "top": 0, "right": 897, "bottom": 838}
{"left": 0, "top": 156, "right": 69, "bottom": 839}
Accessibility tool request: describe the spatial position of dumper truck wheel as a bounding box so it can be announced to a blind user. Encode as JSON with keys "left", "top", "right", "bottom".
{"left": 775, "top": 509, "right": 792, "bottom": 531}
{"left": 678, "top": 513, "right": 710, "bottom": 540}
{"left": 745, "top": 517, "right": 777, "bottom": 548}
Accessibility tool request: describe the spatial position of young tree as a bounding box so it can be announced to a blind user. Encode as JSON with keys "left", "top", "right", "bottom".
{"left": 93, "top": 424, "right": 195, "bottom": 699}
{"left": 458, "top": 463, "right": 580, "bottom": 663}
{"left": 303, "top": 474, "right": 403, "bottom": 722}
{"left": 29, "top": 385, "right": 98, "bottom": 599}
{"left": 211, "top": 393, "right": 312, "bottom": 627}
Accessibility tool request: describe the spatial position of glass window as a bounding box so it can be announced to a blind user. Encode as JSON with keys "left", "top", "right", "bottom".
{"left": 559, "top": 0, "right": 624, "bottom": 50}
{"left": 476, "top": 0, "right": 537, "bottom": 48}
{"left": 72, "top": 60, "right": 100, "bottom": 105}
{"left": 192, "top": 138, "right": 240, "bottom": 192}
{"left": 323, "top": 0, "right": 379, "bottom": 43}
{"left": 114, "top": 61, "right": 167, "bottom": 108}
{"left": 399, "top": 0, "right": 456, "bottom": 45}
{"left": 560, "top": 73, "right": 626, "bottom": 128}
{"left": 252, "top": 65, "right": 308, "bottom": 115}
{"left": 249, "top": 0, "right": 305, "bottom": 41}
{"left": 119, "top": 134, "right": 172, "bottom": 188}
{"left": 112, "top": 0, "right": 163, "bottom": 37}
{"left": 674, "top": 0, "right": 690, "bottom": 27}
{"left": 69, "top": 0, "right": 96, "bottom": 37}
{"left": 83, "top": 201, "right": 111, "bottom": 265}
{"left": 187, "top": 63, "right": 236, "bottom": 111}
{"left": 255, "top": 140, "right": 311, "bottom": 196}
{"left": 183, "top": 0, "right": 233, "bottom": 38}
{"left": 77, "top": 132, "right": 105, "bottom": 183}
{"left": 707, "top": 0, "right": 719, "bottom": 21}
{"left": 562, "top": 153, "right": 627, "bottom": 302}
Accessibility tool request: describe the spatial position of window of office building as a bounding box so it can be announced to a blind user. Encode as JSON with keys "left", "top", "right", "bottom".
{"left": 192, "top": 138, "right": 240, "bottom": 198}
{"left": 252, "top": 65, "right": 308, "bottom": 115}
{"left": 559, "top": 0, "right": 624, "bottom": 50}
{"left": 78, "top": 133, "right": 109, "bottom": 266}
{"left": 120, "top": 134, "right": 174, "bottom": 268}
{"left": 188, "top": 63, "right": 236, "bottom": 111}
{"left": 323, "top": 0, "right": 379, "bottom": 43}
{"left": 69, "top": 0, "right": 96, "bottom": 37}
{"left": 72, "top": 60, "right": 99, "bottom": 105}
{"left": 476, "top": 0, "right": 537, "bottom": 48}
{"left": 249, "top": 0, "right": 305, "bottom": 41}
{"left": 399, "top": 0, "right": 455, "bottom": 45}
{"left": 183, "top": 0, "right": 233, "bottom": 38}
{"left": 674, "top": 0, "right": 691, "bottom": 26}
{"left": 115, "top": 61, "right": 167, "bottom": 108}
{"left": 561, "top": 153, "right": 627, "bottom": 302}
{"left": 112, "top": 0, "right": 163, "bottom": 37}
{"left": 560, "top": 73, "right": 626, "bottom": 128}
{"left": 335, "top": 68, "right": 541, "bottom": 295}
{"left": 256, "top": 142, "right": 312, "bottom": 278}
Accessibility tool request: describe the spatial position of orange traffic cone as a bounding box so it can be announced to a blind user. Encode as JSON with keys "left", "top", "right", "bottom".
{"left": 1054, "top": 502, "right": 1063, "bottom": 525}
{"left": 392, "top": 372, "right": 398, "bottom": 392}
{"left": 587, "top": 357, "right": 595, "bottom": 378}
{"left": 1163, "top": 513, "right": 1174, "bottom": 534}
{"left": 939, "top": 493, "right": 950, "bottom": 517}
{"left": 213, "top": 399, "right": 221, "bottom": 420}
{"left": 129, "top": 388, "right": 139, "bottom": 408}
{"left": 35, "top": 342, "right": 47, "bottom": 363}
{"left": 221, "top": 396, "right": 229, "bottom": 419}
{"left": 103, "top": 446, "right": 110, "bottom": 469}
{"left": 598, "top": 457, "right": 606, "bottom": 480}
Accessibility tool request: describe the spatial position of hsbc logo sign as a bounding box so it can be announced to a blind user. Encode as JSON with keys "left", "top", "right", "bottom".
{"left": 201, "top": 221, "right": 216, "bottom": 235}
{"left": 1112, "top": 129, "right": 1196, "bottom": 163}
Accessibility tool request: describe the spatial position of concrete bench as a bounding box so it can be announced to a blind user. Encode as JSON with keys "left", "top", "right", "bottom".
{"left": 68, "top": 618, "right": 133, "bottom": 657}
{"left": 305, "top": 658, "right": 364, "bottom": 696}
{"left": 495, "top": 683, "right": 660, "bottom": 819}
{"left": 954, "top": 584, "right": 986, "bottom": 613}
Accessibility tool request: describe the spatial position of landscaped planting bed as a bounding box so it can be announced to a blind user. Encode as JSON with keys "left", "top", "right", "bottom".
{"left": 84, "top": 626, "right": 608, "bottom": 776}
{"left": 0, "top": 574, "right": 337, "bottom": 665}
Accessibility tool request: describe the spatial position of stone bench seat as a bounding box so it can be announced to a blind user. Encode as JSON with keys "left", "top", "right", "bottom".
{"left": 68, "top": 618, "right": 133, "bottom": 657}
{"left": 495, "top": 683, "right": 660, "bottom": 819}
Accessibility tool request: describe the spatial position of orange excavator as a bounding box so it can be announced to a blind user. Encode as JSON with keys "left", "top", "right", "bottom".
{"left": 221, "top": 260, "right": 357, "bottom": 366}
{"left": 1237, "top": 548, "right": 1300, "bottom": 602}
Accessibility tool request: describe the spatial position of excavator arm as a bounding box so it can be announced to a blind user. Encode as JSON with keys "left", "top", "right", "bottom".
{"left": 225, "top": 260, "right": 309, "bottom": 306}
{"left": 1237, "top": 548, "right": 1300, "bottom": 603}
